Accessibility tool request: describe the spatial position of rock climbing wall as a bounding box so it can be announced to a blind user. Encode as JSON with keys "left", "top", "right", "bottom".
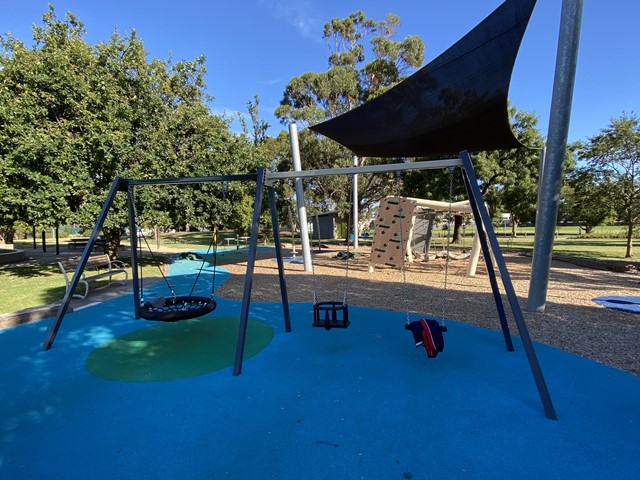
{"left": 369, "top": 197, "right": 416, "bottom": 269}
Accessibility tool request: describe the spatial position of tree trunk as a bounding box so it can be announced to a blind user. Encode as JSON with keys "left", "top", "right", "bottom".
{"left": 103, "top": 227, "right": 124, "bottom": 259}
{"left": 0, "top": 227, "right": 15, "bottom": 244}
{"left": 452, "top": 215, "right": 463, "bottom": 243}
{"left": 626, "top": 216, "right": 634, "bottom": 258}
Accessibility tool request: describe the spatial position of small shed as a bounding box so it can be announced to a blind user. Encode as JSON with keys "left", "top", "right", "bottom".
{"left": 310, "top": 212, "right": 337, "bottom": 240}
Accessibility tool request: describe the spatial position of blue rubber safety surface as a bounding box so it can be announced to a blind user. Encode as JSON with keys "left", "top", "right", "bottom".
{"left": 1, "top": 257, "right": 639, "bottom": 479}
{"left": 593, "top": 295, "right": 640, "bottom": 314}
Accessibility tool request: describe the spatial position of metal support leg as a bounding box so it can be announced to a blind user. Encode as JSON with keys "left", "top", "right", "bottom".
{"left": 460, "top": 151, "right": 557, "bottom": 420}
{"left": 233, "top": 169, "right": 266, "bottom": 376}
{"left": 268, "top": 187, "right": 292, "bottom": 333}
{"left": 43, "top": 176, "right": 124, "bottom": 350}
{"left": 127, "top": 186, "right": 141, "bottom": 318}
{"left": 460, "top": 171, "right": 514, "bottom": 352}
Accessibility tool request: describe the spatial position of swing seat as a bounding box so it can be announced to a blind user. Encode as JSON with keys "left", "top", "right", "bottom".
{"left": 313, "top": 301, "right": 349, "bottom": 330}
{"left": 405, "top": 317, "right": 446, "bottom": 358}
{"left": 137, "top": 295, "right": 217, "bottom": 322}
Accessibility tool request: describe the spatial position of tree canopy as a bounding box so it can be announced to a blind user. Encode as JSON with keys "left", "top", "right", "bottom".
{"left": 579, "top": 112, "right": 640, "bottom": 257}
{"left": 273, "top": 11, "right": 425, "bottom": 228}
{"left": 276, "top": 11, "right": 424, "bottom": 128}
{"left": 0, "top": 6, "right": 260, "bottom": 253}
{"left": 560, "top": 166, "right": 613, "bottom": 233}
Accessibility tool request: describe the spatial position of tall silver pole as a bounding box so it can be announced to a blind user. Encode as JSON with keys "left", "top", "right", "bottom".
{"left": 352, "top": 156, "right": 359, "bottom": 249}
{"left": 289, "top": 123, "right": 312, "bottom": 272}
{"left": 527, "top": 0, "right": 583, "bottom": 312}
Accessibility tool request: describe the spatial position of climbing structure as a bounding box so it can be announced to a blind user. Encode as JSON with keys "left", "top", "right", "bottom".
{"left": 369, "top": 197, "right": 417, "bottom": 269}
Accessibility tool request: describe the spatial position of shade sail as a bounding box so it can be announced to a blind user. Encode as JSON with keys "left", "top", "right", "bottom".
{"left": 309, "top": 0, "right": 536, "bottom": 158}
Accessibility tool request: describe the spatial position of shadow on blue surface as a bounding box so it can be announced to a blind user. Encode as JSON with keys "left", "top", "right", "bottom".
{"left": 0, "top": 257, "right": 638, "bottom": 479}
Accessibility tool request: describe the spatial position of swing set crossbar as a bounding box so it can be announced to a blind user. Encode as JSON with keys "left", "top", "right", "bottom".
{"left": 264, "top": 158, "right": 462, "bottom": 185}
{"left": 121, "top": 173, "right": 258, "bottom": 188}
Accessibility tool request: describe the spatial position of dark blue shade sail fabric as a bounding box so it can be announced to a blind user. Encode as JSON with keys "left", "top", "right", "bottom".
{"left": 310, "top": 0, "right": 536, "bottom": 157}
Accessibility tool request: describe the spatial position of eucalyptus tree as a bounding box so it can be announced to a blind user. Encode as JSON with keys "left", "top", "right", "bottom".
{"left": 275, "top": 11, "right": 425, "bottom": 226}
{"left": 579, "top": 113, "right": 640, "bottom": 257}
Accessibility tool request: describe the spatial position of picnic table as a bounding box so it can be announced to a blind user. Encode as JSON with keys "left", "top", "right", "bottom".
{"left": 67, "top": 237, "right": 105, "bottom": 250}
{"left": 224, "top": 236, "right": 249, "bottom": 250}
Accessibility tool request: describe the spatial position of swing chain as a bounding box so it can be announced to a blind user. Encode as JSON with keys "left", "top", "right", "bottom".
{"left": 309, "top": 212, "right": 319, "bottom": 305}
{"left": 130, "top": 191, "right": 177, "bottom": 300}
{"left": 440, "top": 167, "right": 455, "bottom": 322}
{"left": 394, "top": 172, "right": 412, "bottom": 326}
{"left": 187, "top": 224, "right": 218, "bottom": 299}
{"left": 343, "top": 243, "right": 349, "bottom": 306}
{"left": 343, "top": 188, "right": 353, "bottom": 306}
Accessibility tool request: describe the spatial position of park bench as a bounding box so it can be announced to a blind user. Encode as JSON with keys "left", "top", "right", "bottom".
{"left": 58, "top": 254, "right": 128, "bottom": 300}
{"left": 67, "top": 237, "right": 105, "bottom": 250}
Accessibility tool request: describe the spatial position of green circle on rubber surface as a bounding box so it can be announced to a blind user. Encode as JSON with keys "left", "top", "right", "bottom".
{"left": 85, "top": 316, "right": 273, "bottom": 382}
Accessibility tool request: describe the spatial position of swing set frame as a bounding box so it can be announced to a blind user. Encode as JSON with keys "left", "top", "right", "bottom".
{"left": 41, "top": 151, "right": 557, "bottom": 420}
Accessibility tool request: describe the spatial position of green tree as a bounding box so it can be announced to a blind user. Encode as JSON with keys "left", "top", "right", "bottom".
{"left": 276, "top": 11, "right": 424, "bottom": 126}
{"left": 242, "top": 95, "right": 270, "bottom": 146}
{"left": 402, "top": 105, "right": 547, "bottom": 241}
{"left": 579, "top": 113, "right": 640, "bottom": 257}
{"left": 0, "top": 9, "right": 94, "bottom": 243}
{"left": 0, "top": 7, "right": 251, "bottom": 255}
{"left": 275, "top": 11, "right": 425, "bottom": 231}
{"left": 473, "top": 107, "right": 547, "bottom": 236}
{"left": 560, "top": 167, "right": 613, "bottom": 233}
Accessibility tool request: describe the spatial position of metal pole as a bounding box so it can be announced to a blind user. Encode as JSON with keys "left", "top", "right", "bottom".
{"left": 266, "top": 158, "right": 461, "bottom": 184}
{"left": 233, "top": 168, "right": 267, "bottom": 376}
{"left": 43, "top": 176, "right": 124, "bottom": 350}
{"left": 461, "top": 151, "right": 557, "bottom": 420}
{"left": 528, "top": 0, "right": 583, "bottom": 312}
{"left": 352, "top": 156, "right": 359, "bottom": 249}
{"left": 289, "top": 123, "right": 312, "bottom": 272}
{"left": 268, "top": 187, "right": 292, "bottom": 333}
{"left": 127, "top": 185, "right": 141, "bottom": 319}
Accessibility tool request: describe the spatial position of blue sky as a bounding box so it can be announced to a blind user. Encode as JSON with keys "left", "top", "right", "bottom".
{"left": 1, "top": 1, "right": 637, "bottom": 143}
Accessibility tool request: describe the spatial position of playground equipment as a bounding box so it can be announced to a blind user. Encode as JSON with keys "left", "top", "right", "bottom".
{"left": 42, "top": 171, "right": 293, "bottom": 357}
{"left": 310, "top": 198, "right": 354, "bottom": 331}
{"left": 42, "top": 0, "right": 556, "bottom": 419}
{"left": 369, "top": 195, "right": 482, "bottom": 276}
{"left": 126, "top": 188, "right": 220, "bottom": 322}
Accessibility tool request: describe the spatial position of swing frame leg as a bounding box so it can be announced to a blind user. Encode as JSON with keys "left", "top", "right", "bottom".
{"left": 460, "top": 150, "right": 557, "bottom": 420}
{"left": 43, "top": 176, "right": 124, "bottom": 350}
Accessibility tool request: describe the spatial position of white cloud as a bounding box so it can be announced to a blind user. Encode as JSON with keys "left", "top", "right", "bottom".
{"left": 264, "top": 1, "right": 322, "bottom": 41}
{"left": 261, "top": 78, "right": 282, "bottom": 86}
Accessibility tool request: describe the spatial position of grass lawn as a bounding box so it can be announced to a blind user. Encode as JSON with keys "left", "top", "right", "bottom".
{"left": 125, "top": 230, "right": 249, "bottom": 252}
{"left": 1, "top": 263, "right": 70, "bottom": 314}
{"left": 495, "top": 236, "right": 631, "bottom": 261}
{"left": 429, "top": 225, "right": 633, "bottom": 263}
{"left": 1, "top": 232, "right": 247, "bottom": 316}
{"left": 0, "top": 256, "right": 166, "bottom": 316}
